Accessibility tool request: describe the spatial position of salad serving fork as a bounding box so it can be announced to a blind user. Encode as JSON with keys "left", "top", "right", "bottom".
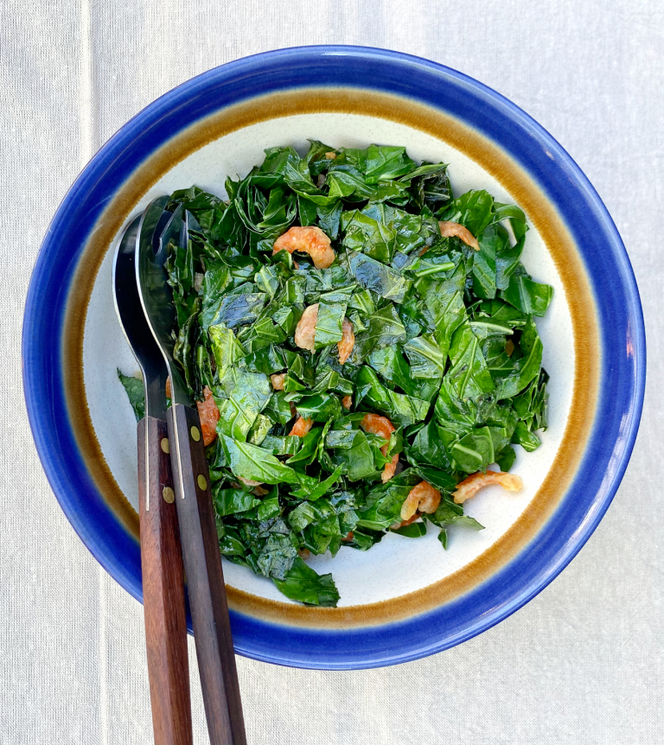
{"left": 113, "top": 199, "right": 246, "bottom": 745}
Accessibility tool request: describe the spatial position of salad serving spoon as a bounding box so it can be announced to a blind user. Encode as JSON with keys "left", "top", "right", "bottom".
{"left": 113, "top": 212, "right": 193, "bottom": 745}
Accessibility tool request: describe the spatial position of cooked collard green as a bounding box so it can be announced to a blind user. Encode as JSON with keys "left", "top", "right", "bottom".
{"left": 119, "top": 141, "right": 553, "bottom": 607}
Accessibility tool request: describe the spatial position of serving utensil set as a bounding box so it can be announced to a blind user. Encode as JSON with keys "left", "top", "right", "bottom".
{"left": 113, "top": 199, "right": 246, "bottom": 745}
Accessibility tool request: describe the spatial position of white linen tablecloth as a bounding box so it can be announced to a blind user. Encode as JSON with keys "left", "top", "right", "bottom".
{"left": 2, "top": 1, "right": 662, "bottom": 743}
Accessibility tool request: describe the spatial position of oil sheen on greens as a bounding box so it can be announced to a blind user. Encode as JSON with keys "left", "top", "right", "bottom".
{"left": 118, "top": 142, "right": 553, "bottom": 607}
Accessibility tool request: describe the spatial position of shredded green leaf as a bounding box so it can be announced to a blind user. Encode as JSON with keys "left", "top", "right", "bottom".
{"left": 117, "top": 369, "right": 145, "bottom": 422}
{"left": 119, "top": 142, "right": 553, "bottom": 607}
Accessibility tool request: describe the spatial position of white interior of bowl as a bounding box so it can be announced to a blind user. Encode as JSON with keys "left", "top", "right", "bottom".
{"left": 83, "top": 112, "right": 574, "bottom": 607}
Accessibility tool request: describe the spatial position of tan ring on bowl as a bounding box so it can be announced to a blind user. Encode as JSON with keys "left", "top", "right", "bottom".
{"left": 63, "top": 87, "right": 599, "bottom": 629}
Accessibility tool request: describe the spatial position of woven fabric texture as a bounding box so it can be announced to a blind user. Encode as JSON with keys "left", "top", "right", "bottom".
{"left": 2, "top": 1, "right": 662, "bottom": 743}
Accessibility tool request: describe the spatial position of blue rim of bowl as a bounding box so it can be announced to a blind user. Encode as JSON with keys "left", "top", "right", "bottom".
{"left": 22, "top": 45, "right": 645, "bottom": 669}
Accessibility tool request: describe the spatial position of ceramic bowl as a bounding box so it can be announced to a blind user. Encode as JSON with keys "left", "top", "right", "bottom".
{"left": 23, "top": 46, "right": 645, "bottom": 670}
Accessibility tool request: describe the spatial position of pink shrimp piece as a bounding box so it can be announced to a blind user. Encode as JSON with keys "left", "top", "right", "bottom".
{"left": 289, "top": 415, "right": 313, "bottom": 438}
{"left": 270, "top": 373, "right": 285, "bottom": 391}
{"left": 361, "top": 413, "right": 395, "bottom": 440}
{"left": 196, "top": 386, "right": 220, "bottom": 446}
{"left": 360, "top": 413, "right": 399, "bottom": 483}
{"left": 341, "top": 395, "right": 353, "bottom": 410}
{"left": 400, "top": 481, "right": 441, "bottom": 521}
{"left": 337, "top": 317, "right": 355, "bottom": 365}
{"left": 382, "top": 454, "right": 399, "bottom": 484}
{"left": 295, "top": 306, "right": 355, "bottom": 362}
{"left": 273, "top": 226, "right": 336, "bottom": 269}
{"left": 238, "top": 476, "right": 262, "bottom": 488}
{"left": 294, "top": 304, "right": 318, "bottom": 352}
{"left": 390, "top": 513, "right": 421, "bottom": 530}
{"left": 452, "top": 469, "right": 522, "bottom": 504}
{"left": 438, "top": 221, "right": 480, "bottom": 250}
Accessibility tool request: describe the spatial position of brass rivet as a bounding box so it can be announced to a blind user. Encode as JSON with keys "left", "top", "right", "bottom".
{"left": 197, "top": 474, "right": 208, "bottom": 491}
{"left": 162, "top": 487, "right": 175, "bottom": 503}
{"left": 190, "top": 426, "right": 201, "bottom": 442}
{"left": 160, "top": 437, "right": 170, "bottom": 454}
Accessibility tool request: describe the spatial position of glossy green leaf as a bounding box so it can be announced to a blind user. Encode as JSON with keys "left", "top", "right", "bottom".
{"left": 314, "top": 300, "right": 347, "bottom": 349}
{"left": 355, "top": 366, "right": 430, "bottom": 427}
{"left": 341, "top": 209, "right": 396, "bottom": 263}
{"left": 117, "top": 370, "right": 145, "bottom": 422}
{"left": 214, "top": 488, "right": 260, "bottom": 517}
{"left": 208, "top": 323, "right": 246, "bottom": 378}
{"left": 221, "top": 435, "right": 304, "bottom": 485}
{"left": 440, "top": 189, "right": 494, "bottom": 238}
{"left": 215, "top": 370, "right": 271, "bottom": 441}
{"left": 272, "top": 557, "right": 340, "bottom": 607}
{"left": 501, "top": 265, "right": 553, "bottom": 317}
{"left": 345, "top": 251, "right": 411, "bottom": 304}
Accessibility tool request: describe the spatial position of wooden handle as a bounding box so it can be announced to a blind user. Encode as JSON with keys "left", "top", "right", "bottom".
{"left": 167, "top": 404, "right": 247, "bottom": 745}
{"left": 138, "top": 417, "right": 193, "bottom": 745}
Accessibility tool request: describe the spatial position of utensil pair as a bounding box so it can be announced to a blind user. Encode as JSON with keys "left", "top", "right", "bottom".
{"left": 113, "top": 198, "right": 246, "bottom": 745}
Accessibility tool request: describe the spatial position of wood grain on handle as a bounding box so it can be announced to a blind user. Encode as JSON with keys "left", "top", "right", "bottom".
{"left": 167, "top": 403, "right": 247, "bottom": 745}
{"left": 138, "top": 417, "right": 193, "bottom": 745}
